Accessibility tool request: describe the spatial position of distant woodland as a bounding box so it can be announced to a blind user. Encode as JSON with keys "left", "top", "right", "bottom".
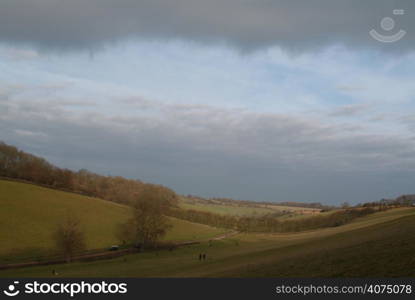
{"left": 1, "top": 141, "right": 413, "bottom": 234}
{"left": 0, "top": 141, "right": 177, "bottom": 207}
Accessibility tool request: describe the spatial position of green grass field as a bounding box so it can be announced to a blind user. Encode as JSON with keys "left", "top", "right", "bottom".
{"left": 2, "top": 204, "right": 414, "bottom": 278}
{"left": 0, "top": 180, "right": 226, "bottom": 263}
{"left": 179, "top": 197, "right": 320, "bottom": 217}
{"left": 178, "top": 201, "right": 274, "bottom": 216}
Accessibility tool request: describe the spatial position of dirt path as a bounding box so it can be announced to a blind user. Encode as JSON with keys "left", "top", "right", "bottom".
{"left": 210, "top": 230, "right": 239, "bottom": 241}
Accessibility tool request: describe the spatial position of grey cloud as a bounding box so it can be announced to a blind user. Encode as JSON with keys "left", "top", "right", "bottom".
{"left": 399, "top": 113, "right": 415, "bottom": 132}
{"left": 336, "top": 85, "right": 367, "bottom": 92}
{"left": 369, "top": 114, "right": 389, "bottom": 122}
{"left": 1, "top": 48, "right": 39, "bottom": 60}
{"left": 14, "top": 129, "right": 48, "bottom": 138}
{"left": 0, "top": 0, "right": 414, "bottom": 52}
{"left": 329, "top": 104, "right": 370, "bottom": 117}
{"left": 1, "top": 94, "right": 415, "bottom": 204}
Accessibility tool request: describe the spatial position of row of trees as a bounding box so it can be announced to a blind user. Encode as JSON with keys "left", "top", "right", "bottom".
{"left": 168, "top": 208, "right": 239, "bottom": 229}
{"left": 236, "top": 207, "right": 377, "bottom": 232}
{"left": 359, "top": 196, "right": 415, "bottom": 208}
{"left": 167, "top": 207, "right": 378, "bottom": 233}
{"left": 0, "top": 141, "right": 177, "bottom": 206}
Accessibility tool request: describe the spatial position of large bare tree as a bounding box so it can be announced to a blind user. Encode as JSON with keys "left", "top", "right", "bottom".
{"left": 117, "top": 187, "right": 172, "bottom": 249}
{"left": 53, "top": 212, "right": 86, "bottom": 262}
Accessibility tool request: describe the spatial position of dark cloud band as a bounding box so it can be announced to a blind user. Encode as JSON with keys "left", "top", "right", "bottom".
{"left": 0, "top": 0, "right": 414, "bottom": 52}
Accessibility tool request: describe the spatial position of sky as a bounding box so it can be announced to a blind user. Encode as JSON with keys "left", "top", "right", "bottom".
{"left": 1, "top": 0, "right": 415, "bottom": 204}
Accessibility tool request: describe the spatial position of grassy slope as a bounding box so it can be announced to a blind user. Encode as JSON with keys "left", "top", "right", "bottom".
{"left": 2, "top": 207, "right": 414, "bottom": 277}
{"left": 178, "top": 202, "right": 273, "bottom": 216}
{"left": 179, "top": 197, "right": 320, "bottom": 217}
{"left": 0, "top": 180, "right": 226, "bottom": 260}
{"left": 212, "top": 209, "right": 415, "bottom": 277}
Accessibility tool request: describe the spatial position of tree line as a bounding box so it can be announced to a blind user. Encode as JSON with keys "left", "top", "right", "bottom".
{"left": 0, "top": 141, "right": 177, "bottom": 207}
{"left": 167, "top": 207, "right": 379, "bottom": 233}
{"left": 359, "top": 196, "right": 415, "bottom": 208}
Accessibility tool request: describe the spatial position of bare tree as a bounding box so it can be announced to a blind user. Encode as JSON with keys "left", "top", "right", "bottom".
{"left": 119, "top": 187, "right": 172, "bottom": 249}
{"left": 53, "top": 212, "right": 86, "bottom": 262}
{"left": 115, "top": 218, "right": 136, "bottom": 246}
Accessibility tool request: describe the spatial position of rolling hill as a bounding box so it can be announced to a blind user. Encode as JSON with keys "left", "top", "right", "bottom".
{"left": 179, "top": 196, "right": 321, "bottom": 217}
{"left": 0, "top": 179, "right": 226, "bottom": 263}
{"left": 1, "top": 203, "right": 414, "bottom": 277}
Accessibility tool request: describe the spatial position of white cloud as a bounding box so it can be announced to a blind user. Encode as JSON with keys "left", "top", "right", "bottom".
{"left": 1, "top": 40, "right": 414, "bottom": 203}
{"left": 14, "top": 129, "right": 47, "bottom": 138}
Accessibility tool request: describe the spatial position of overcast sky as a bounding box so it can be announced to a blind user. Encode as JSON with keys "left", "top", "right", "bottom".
{"left": 1, "top": 0, "right": 415, "bottom": 204}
